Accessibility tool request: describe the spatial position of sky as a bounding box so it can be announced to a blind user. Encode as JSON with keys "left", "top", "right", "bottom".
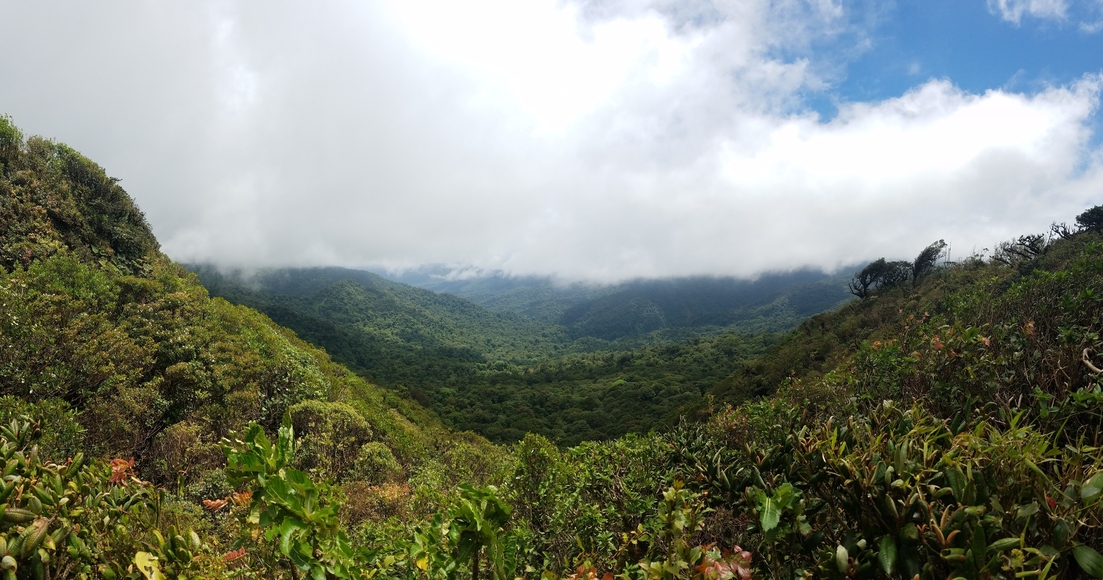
{"left": 1, "top": 0, "right": 1102, "bottom": 283}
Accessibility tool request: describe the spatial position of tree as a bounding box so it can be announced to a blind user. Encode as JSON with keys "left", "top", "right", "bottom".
{"left": 848, "top": 259, "right": 883, "bottom": 299}
{"left": 912, "top": 240, "right": 946, "bottom": 281}
{"left": 1075, "top": 205, "right": 1103, "bottom": 233}
{"left": 1051, "top": 221, "right": 1076, "bottom": 240}
{"left": 991, "top": 234, "right": 1047, "bottom": 266}
{"left": 850, "top": 259, "right": 911, "bottom": 299}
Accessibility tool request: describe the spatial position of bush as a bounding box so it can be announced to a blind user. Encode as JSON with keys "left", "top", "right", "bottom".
{"left": 0, "top": 395, "right": 84, "bottom": 462}
{"left": 352, "top": 441, "right": 404, "bottom": 484}
{"left": 289, "top": 399, "right": 374, "bottom": 480}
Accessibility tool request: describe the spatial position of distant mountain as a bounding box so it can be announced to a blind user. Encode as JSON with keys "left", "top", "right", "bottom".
{"left": 381, "top": 267, "right": 856, "bottom": 339}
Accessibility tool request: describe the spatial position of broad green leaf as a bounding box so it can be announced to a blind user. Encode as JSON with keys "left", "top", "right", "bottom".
{"left": 1074, "top": 545, "right": 1103, "bottom": 578}
{"left": 265, "top": 479, "right": 301, "bottom": 511}
{"left": 760, "top": 496, "right": 780, "bottom": 532}
{"left": 775, "top": 482, "right": 796, "bottom": 507}
{"left": 1016, "top": 502, "right": 1039, "bottom": 520}
{"left": 279, "top": 517, "right": 306, "bottom": 556}
{"left": 972, "top": 524, "right": 987, "bottom": 570}
{"left": 1082, "top": 473, "right": 1103, "bottom": 503}
{"left": 1053, "top": 519, "right": 1071, "bottom": 548}
{"left": 878, "top": 535, "right": 896, "bottom": 575}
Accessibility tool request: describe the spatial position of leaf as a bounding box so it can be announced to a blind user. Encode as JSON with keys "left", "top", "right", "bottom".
{"left": 1016, "top": 502, "right": 1039, "bottom": 520}
{"left": 878, "top": 535, "right": 896, "bottom": 575}
{"left": 760, "top": 497, "right": 780, "bottom": 532}
{"left": 1053, "top": 519, "right": 1071, "bottom": 548}
{"left": 986, "top": 538, "right": 1020, "bottom": 552}
{"left": 972, "top": 523, "right": 987, "bottom": 570}
{"left": 835, "top": 545, "right": 849, "bottom": 573}
{"left": 279, "top": 517, "right": 307, "bottom": 557}
{"left": 1082, "top": 473, "right": 1103, "bottom": 503}
{"left": 1074, "top": 545, "right": 1103, "bottom": 578}
{"left": 132, "top": 552, "right": 165, "bottom": 580}
{"left": 945, "top": 466, "right": 965, "bottom": 502}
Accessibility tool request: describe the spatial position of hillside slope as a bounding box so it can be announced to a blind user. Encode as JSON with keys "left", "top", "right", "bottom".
{"left": 0, "top": 116, "right": 509, "bottom": 576}
{"left": 190, "top": 265, "right": 782, "bottom": 444}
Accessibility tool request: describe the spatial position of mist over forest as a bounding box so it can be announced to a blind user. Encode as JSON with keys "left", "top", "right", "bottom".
{"left": 3, "top": 0, "right": 1103, "bottom": 577}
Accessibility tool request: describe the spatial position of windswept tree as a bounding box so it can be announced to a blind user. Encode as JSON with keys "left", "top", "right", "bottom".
{"left": 849, "top": 259, "right": 882, "bottom": 298}
{"left": 991, "top": 234, "right": 1048, "bottom": 266}
{"left": 912, "top": 240, "right": 947, "bottom": 281}
{"left": 1053, "top": 204, "right": 1103, "bottom": 239}
{"left": 849, "top": 258, "right": 911, "bottom": 299}
{"left": 1051, "top": 221, "right": 1075, "bottom": 240}
{"left": 881, "top": 260, "right": 912, "bottom": 289}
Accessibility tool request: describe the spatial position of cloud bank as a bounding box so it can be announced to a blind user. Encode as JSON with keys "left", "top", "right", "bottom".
{"left": 1, "top": 1, "right": 1101, "bottom": 282}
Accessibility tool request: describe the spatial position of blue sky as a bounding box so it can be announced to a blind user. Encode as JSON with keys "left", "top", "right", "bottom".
{"left": 805, "top": 1, "right": 1103, "bottom": 122}
{"left": 1, "top": 1, "right": 1102, "bottom": 282}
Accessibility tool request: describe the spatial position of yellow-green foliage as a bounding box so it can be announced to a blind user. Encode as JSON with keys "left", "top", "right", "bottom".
{"left": 0, "top": 115, "right": 158, "bottom": 275}
{"left": 290, "top": 399, "right": 374, "bottom": 480}
{"left": 0, "top": 417, "right": 226, "bottom": 579}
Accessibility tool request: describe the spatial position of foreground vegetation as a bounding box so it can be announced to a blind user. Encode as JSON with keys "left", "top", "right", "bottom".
{"left": 1, "top": 114, "right": 1102, "bottom": 579}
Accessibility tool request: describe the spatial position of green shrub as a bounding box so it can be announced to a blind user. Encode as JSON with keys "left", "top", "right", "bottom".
{"left": 289, "top": 399, "right": 373, "bottom": 480}
{"left": 0, "top": 396, "right": 84, "bottom": 462}
{"left": 352, "top": 441, "right": 404, "bottom": 485}
{"left": 0, "top": 417, "right": 220, "bottom": 578}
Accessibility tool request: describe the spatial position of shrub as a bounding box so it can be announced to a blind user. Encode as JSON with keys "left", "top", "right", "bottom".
{"left": 289, "top": 399, "right": 373, "bottom": 480}
{"left": 352, "top": 441, "right": 404, "bottom": 484}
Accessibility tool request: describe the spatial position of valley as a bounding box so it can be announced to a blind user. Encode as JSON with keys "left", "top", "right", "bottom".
{"left": 188, "top": 265, "right": 851, "bottom": 444}
{"left": 1, "top": 116, "right": 1102, "bottom": 579}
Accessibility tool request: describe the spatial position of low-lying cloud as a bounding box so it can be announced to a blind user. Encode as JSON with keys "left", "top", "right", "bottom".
{"left": 1, "top": 1, "right": 1101, "bottom": 282}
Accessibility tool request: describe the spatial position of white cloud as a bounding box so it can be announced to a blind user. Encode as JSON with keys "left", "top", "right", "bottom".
{"left": 988, "top": 0, "right": 1068, "bottom": 24}
{"left": 987, "top": 0, "right": 1103, "bottom": 29}
{"left": 1081, "top": 0, "right": 1103, "bottom": 31}
{"left": 0, "top": 1, "right": 1100, "bottom": 282}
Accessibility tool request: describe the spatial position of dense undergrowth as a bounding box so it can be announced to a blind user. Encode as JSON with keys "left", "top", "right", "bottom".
{"left": 1, "top": 114, "right": 1102, "bottom": 579}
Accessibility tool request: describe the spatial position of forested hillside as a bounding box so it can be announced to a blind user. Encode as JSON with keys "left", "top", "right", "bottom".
{"left": 2, "top": 115, "right": 1102, "bottom": 579}
{"left": 188, "top": 265, "right": 853, "bottom": 445}
{"left": 190, "top": 267, "right": 802, "bottom": 444}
